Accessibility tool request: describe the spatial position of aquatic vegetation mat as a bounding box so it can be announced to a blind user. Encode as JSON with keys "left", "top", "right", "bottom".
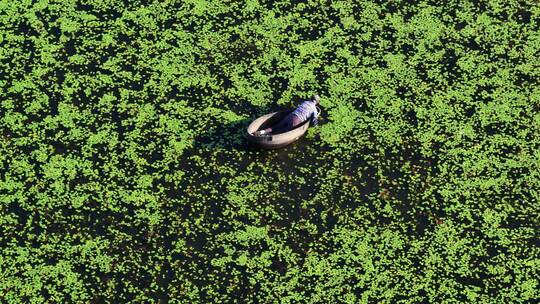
{"left": 1, "top": 0, "right": 539, "bottom": 302}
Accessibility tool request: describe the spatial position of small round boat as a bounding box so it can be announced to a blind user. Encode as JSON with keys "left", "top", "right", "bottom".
{"left": 245, "top": 107, "right": 321, "bottom": 149}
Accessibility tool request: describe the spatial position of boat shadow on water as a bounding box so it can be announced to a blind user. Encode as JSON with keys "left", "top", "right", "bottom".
{"left": 192, "top": 116, "right": 257, "bottom": 152}
{"left": 192, "top": 108, "right": 315, "bottom": 154}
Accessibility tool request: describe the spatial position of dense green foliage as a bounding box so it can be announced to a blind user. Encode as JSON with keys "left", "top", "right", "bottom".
{"left": 1, "top": 0, "right": 539, "bottom": 302}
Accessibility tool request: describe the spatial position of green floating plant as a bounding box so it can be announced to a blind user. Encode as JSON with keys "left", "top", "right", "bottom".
{"left": 1, "top": 0, "right": 539, "bottom": 302}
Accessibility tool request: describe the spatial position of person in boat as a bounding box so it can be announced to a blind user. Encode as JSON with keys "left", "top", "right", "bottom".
{"left": 254, "top": 94, "right": 320, "bottom": 136}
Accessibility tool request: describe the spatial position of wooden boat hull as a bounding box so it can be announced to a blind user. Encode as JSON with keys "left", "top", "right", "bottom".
{"left": 245, "top": 110, "right": 311, "bottom": 149}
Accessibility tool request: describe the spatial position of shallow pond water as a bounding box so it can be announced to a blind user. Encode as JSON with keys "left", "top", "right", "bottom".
{"left": 1, "top": 0, "right": 539, "bottom": 302}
